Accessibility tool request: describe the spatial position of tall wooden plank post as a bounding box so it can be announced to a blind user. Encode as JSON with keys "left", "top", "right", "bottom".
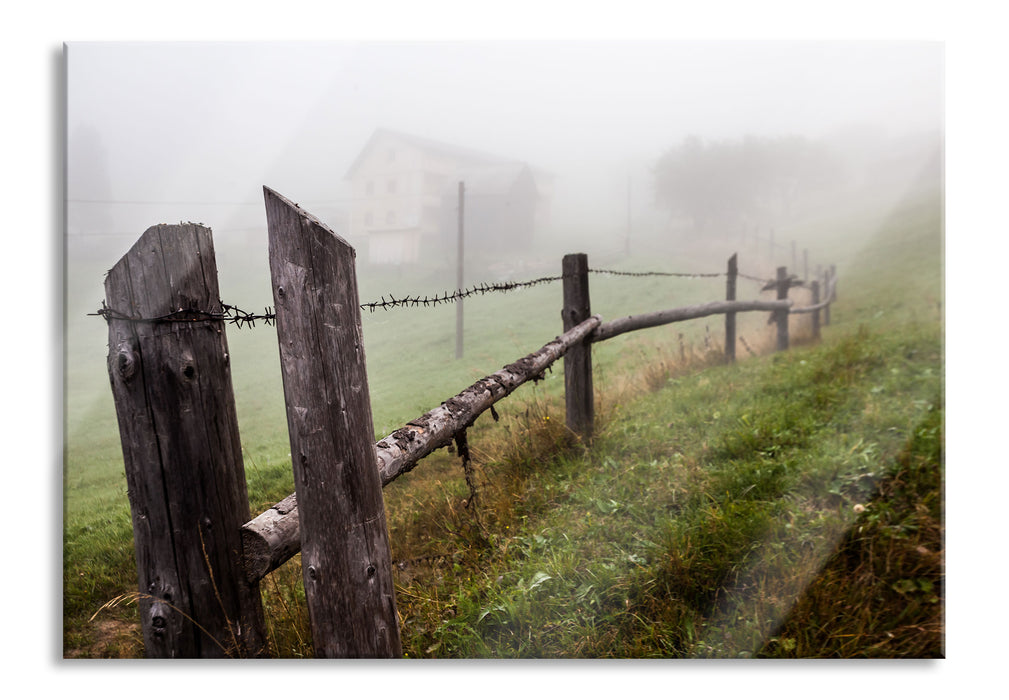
{"left": 724, "top": 253, "right": 738, "bottom": 364}
{"left": 562, "top": 253, "right": 594, "bottom": 442}
{"left": 104, "top": 224, "right": 266, "bottom": 658}
{"left": 775, "top": 266, "right": 790, "bottom": 351}
{"left": 263, "top": 187, "right": 401, "bottom": 658}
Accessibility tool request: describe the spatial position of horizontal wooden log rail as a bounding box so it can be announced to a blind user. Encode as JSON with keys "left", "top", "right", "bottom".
{"left": 790, "top": 275, "right": 836, "bottom": 314}
{"left": 241, "top": 313, "right": 602, "bottom": 583}
{"left": 240, "top": 294, "right": 808, "bottom": 583}
{"left": 591, "top": 299, "right": 793, "bottom": 343}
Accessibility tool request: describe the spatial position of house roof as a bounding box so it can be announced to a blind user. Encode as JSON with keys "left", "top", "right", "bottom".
{"left": 451, "top": 162, "right": 538, "bottom": 198}
{"left": 344, "top": 128, "right": 516, "bottom": 180}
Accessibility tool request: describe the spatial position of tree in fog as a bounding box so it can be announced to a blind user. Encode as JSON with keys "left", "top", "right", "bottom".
{"left": 653, "top": 134, "right": 843, "bottom": 234}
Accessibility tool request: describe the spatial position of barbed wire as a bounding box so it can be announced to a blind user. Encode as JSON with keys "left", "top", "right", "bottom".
{"left": 588, "top": 267, "right": 723, "bottom": 279}
{"left": 360, "top": 274, "right": 566, "bottom": 312}
{"left": 92, "top": 265, "right": 788, "bottom": 325}
{"left": 361, "top": 268, "right": 746, "bottom": 312}
{"left": 91, "top": 301, "right": 277, "bottom": 329}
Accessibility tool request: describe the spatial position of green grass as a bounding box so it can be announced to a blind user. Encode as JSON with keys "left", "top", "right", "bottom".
{"left": 386, "top": 321, "right": 940, "bottom": 658}
{"left": 382, "top": 182, "right": 942, "bottom": 659}
{"left": 63, "top": 173, "right": 942, "bottom": 657}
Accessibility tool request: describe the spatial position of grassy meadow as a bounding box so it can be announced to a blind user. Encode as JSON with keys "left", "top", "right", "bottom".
{"left": 63, "top": 171, "right": 942, "bottom": 657}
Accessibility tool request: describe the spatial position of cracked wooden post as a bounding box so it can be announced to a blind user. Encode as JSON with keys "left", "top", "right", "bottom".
{"left": 725, "top": 253, "right": 737, "bottom": 364}
{"left": 562, "top": 253, "right": 593, "bottom": 442}
{"left": 104, "top": 224, "right": 266, "bottom": 658}
{"left": 775, "top": 266, "right": 790, "bottom": 351}
{"left": 264, "top": 187, "right": 401, "bottom": 658}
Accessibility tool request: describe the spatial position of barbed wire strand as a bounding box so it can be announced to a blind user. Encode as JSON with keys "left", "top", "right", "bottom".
{"left": 92, "top": 265, "right": 789, "bottom": 325}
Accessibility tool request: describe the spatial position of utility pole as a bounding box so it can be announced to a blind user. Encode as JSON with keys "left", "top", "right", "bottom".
{"left": 455, "top": 181, "right": 465, "bottom": 360}
{"left": 625, "top": 174, "right": 632, "bottom": 256}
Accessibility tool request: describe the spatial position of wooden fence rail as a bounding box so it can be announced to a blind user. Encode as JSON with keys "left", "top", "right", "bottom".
{"left": 102, "top": 191, "right": 836, "bottom": 657}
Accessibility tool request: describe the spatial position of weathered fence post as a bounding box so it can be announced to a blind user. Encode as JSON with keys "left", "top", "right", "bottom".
{"left": 810, "top": 279, "right": 821, "bottom": 340}
{"left": 264, "top": 186, "right": 401, "bottom": 658}
{"left": 775, "top": 266, "right": 790, "bottom": 351}
{"left": 725, "top": 253, "right": 737, "bottom": 364}
{"left": 563, "top": 253, "right": 594, "bottom": 441}
{"left": 104, "top": 224, "right": 266, "bottom": 658}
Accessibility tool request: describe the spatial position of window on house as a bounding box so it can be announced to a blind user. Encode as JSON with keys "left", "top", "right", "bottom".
{"left": 364, "top": 211, "right": 373, "bottom": 226}
{"left": 388, "top": 149, "right": 396, "bottom": 163}
{"left": 387, "top": 179, "right": 397, "bottom": 194}
{"left": 366, "top": 181, "right": 374, "bottom": 196}
{"left": 386, "top": 210, "right": 396, "bottom": 225}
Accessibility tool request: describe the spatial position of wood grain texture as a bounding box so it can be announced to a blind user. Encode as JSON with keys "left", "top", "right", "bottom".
{"left": 105, "top": 224, "right": 265, "bottom": 658}
{"left": 562, "top": 253, "right": 593, "bottom": 440}
{"left": 264, "top": 187, "right": 400, "bottom": 658}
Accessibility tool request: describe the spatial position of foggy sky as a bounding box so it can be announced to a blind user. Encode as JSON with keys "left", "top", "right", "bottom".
{"left": 66, "top": 40, "right": 942, "bottom": 244}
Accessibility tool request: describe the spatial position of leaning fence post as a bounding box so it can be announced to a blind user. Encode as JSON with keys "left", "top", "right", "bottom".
{"left": 776, "top": 266, "right": 790, "bottom": 351}
{"left": 104, "top": 224, "right": 266, "bottom": 658}
{"left": 725, "top": 253, "right": 737, "bottom": 364}
{"left": 264, "top": 187, "right": 401, "bottom": 658}
{"left": 562, "top": 253, "right": 594, "bottom": 441}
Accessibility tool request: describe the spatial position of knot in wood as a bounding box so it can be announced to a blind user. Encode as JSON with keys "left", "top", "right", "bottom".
{"left": 116, "top": 345, "right": 136, "bottom": 380}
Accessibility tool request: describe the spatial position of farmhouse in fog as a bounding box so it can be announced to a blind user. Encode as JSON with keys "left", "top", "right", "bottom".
{"left": 344, "top": 128, "right": 551, "bottom": 265}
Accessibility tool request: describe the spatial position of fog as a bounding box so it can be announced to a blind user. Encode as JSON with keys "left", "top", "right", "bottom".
{"left": 67, "top": 40, "right": 942, "bottom": 272}
{"left": 59, "top": 38, "right": 947, "bottom": 663}
{"left": 64, "top": 39, "right": 944, "bottom": 453}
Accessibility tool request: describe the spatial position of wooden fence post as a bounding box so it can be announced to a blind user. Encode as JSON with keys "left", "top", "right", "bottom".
{"left": 776, "top": 266, "right": 790, "bottom": 351}
{"left": 264, "top": 187, "right": 401, "bottom": 658}
{"left": 725, "top": 253, "right": 737, "bottom": 364}
{"left": 562, "top": 253, "right": 594, "bottom": 441}
{"left": 104, "top": 224, "right": 266, "bottom": 658}
{"left": 810, "top": 279, "right": 821, "bottom": 340}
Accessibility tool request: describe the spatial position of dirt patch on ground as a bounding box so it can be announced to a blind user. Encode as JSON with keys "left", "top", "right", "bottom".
{"left": 66, "top": 618, "right": 143, "bottom": 659}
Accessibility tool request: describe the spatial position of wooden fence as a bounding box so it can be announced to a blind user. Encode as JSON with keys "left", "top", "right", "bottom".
{"left": 101, "top": 187, "right": 837, "bottom": 658}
